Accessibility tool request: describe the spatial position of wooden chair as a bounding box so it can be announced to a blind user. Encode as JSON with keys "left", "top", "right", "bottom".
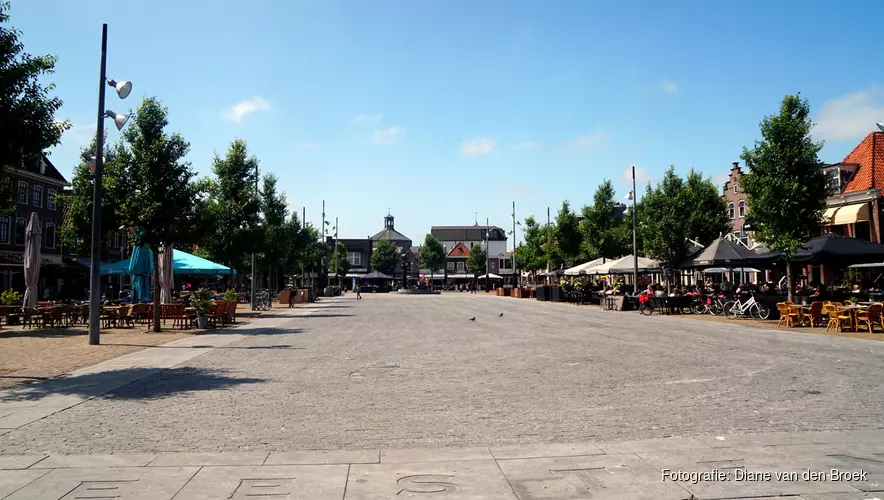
{"left": 226, "top": 300, "right": 237, "bottom": 324}
{"left": 170, "top": 304, "right": 189, "bottom": 329}
{"left": 37, "top": 301, "right": 53, "bottom": 308}
{"left": 825, "top": 304, "right": 851, "bottom": 332}
{"left": 131, "top": 303, "right": 149, "bottom": 325}
{"left": 116, "top": 305, "right": 132, "bottom": 328}
{"left": 207, "top": 301, "right": 227, "bottom": 328}
{"left": 46, "top": 307, "right": 65, "bottom": 328}
{"left": 805, "top": 302, "right": 824, "bottom": 327}
{"left": 856, "top": 303, "right": 883, "bottom": 333}
{"left": 777, "top": 303, "right": 798, "bottom": 328}
{"left": 100, "top": 307, "right": 118, "bottom": 329}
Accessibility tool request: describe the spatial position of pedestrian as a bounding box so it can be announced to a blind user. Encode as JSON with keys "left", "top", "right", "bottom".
{"left": 356, "top": 284, "right": 362, "bottom": 300}
{"left": 288, "top": 286, "right": 295, "bottom": 308}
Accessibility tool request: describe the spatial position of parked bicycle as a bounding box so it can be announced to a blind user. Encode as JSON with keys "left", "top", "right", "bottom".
{"left": 254, "top": 290, "right": 273, "bottom": 311}
{"left": 638, "top": 292, "right": 654, "bottom": 316}
{"left": 723, "top": 292, "right": 770, "bottom": 320}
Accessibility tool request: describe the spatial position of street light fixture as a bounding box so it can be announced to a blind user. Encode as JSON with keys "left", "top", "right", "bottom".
{"left": 877, "top": 122, "right": 884, "bottom": 132}
{"left": 88, "top": 23, "right": 132, "bottom": 346}
{"left": 627, "top": 165, "right": 638, "bottom": 295}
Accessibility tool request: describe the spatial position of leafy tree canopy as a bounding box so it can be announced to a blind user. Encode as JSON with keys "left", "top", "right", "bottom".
{"left": 419, "top": 234, "right": 446, "bottom": 275}
{"left": 371, "top": 239, "right": 399, "bottom": 275}
{"left": 466, "top": 243, "right": 487, "bottom": 276}
{"left": 581, "top": 180, "right": 631, "bottom": 261}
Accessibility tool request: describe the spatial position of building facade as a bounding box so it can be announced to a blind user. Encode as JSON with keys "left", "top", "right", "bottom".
{"left": 722, "top": 161, "right": 753, "bottom": 247}
{"left": 0, "top": 154, "right": 70, "bottom": 293}
{"left": 821, "top": 131, "right": 884, "bottom": 243}
{"left": 430, "top": 225, "right": 508, "bottom": 277}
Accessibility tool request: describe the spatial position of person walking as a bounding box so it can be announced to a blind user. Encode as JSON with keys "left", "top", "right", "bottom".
{"left": 288, "top": 286, "right": 295, "bottom": 308}
{"left": 356, "top": 284, "right": 362, "bottom": 300}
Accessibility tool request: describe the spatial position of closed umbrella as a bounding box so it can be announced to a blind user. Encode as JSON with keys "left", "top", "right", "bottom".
{"left": 22, "top": 213, "right": 41, "bottom": 309}
{"left": 128, "top": 244, "right": 152, "bottom": 303}
{"left": 158, "top": 245, "right": 174, "bottom": 304}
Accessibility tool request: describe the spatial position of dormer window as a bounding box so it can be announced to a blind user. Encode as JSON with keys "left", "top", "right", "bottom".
{"left": 733, "top": 184, "right": 738, "bottom": 194}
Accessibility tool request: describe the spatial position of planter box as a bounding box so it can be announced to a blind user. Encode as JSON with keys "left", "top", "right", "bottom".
{"left": 496, "top": 288, "right": 504, "bottom": 296}
{"left": 278, "top": 289, "right": 291, "bottom": 305}
{"left": 513, "top": 288, "right": 522, "bottom": 298}
{"left": 503, "top": 288, "right": 511, "bottom": 297}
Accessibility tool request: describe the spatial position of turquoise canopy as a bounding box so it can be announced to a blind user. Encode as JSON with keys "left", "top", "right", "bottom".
{"left": 100, "top": 249, "right": 236, "bottom": 276}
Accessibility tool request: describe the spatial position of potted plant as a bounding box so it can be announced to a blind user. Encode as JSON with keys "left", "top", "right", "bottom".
{"left": 2, "top": 289, "right": 23, "bottom": 325}
{"left": 190, "top": 288, "right": 214, "bottom": 330}
{"left": 222, "top": 288, "right": 238, "bottom": 322}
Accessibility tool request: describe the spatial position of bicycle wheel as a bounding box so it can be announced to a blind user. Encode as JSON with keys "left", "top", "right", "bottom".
{"left": 723, "top": 301, "right": 738, "bottom": 319}
{"left": 639, "top": 302, "right": 653, "bottom": 316}
{"left": 691, "top": 300, "right": 708, "bottom": 315}
{"left": 752, "top": 303, "right": 771, "bottom": 320}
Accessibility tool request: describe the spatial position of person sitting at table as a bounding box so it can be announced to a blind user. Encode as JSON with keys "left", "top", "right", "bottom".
{"left": 851, "top": 283, "right": 862, "bottom": 294}
{"left": 119, "top": 291, "right": 132, "bottom": 304}
{"left": 808, "top": 282, "right": 826, "bottom": 301}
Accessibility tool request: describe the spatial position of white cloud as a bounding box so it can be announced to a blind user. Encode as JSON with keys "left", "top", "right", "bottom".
{"left": 513, "top": 140, "right": 539, "bottom": 151}
{"left": 460, "top": 137, "right": 496, "bottom": 156}
{"left": 372, "top": 126, "right": 406, "bottom": 146}
{"left": 814, "top": 85, "right": 884, "bottom": 141}
{"left": 567, "top": 129, "right": 610, "bottom": 150}
{"left": 622, "top": 166, "right": 651, "bottom": 183}
{"left": 221, "top": 97, "right": 271, "bottom": 123}
{"left": 351, "top": 113, "right": 383, "bottom": 124}
{"left": 660, "top": 80, "right": 678, "bottom": 93}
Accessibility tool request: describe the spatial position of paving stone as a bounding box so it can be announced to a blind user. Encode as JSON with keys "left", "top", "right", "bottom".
{"left": 0, "top": 470, "right": 48, "bottom": 498}
{"left": 636, "top": 446, "right": 792, "bottom": 471}
{"left": 4, "top": 466, "right": 198, "bottom": 500}
{"left": 595, "top": 436, "right": 712, "bottom": 454}
{"left": 173, "top": 465, "right": 347, "bottom": 500}
{"left": 148, "top": 451, "right": 269, "bottom": 466}
{"left": 0, "top": 455, "right": 46, "bottom": 470}
{"left": 34, "top": 453, "right": 158, "bottom": 468}
{"left": 264, "top": 449, "right": 379, "bottom": 465}
{"left": 497, "top": 453, "right": 688, "bottom": 500}
{"left": 491, "top": 442, "right": 605, "bottom": 460}
{"left": 699, "top": 431, "right": 884, "bottom": 449}
{"left": 347, "top": 460, "right": 515, "bottom": 499}
{"left": 801, "top": 493, "right": 884, "bottom": 499}
{"left": 382, "top": 447, "right": 493, "bottom": 463}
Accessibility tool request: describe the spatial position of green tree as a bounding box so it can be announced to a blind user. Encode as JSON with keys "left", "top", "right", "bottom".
{"left": 59, "top": 136, "right": 129, "bottom": 254}
{"left": 118, "top": 97, "right": 199, "bottom": 332}
{"left": 418, "top": 234, "right": 446, "bottom": 287}
{"left": 0, "top": 1, "right": 69, "bottom": 213}
{"left": 544, "top": 201, "right": 580, "bottom": 269}
{"left": 740, "top": 94, "right": 827, "bottom": 300}
{"left": 514, "top": 216, "right": 547, "bottom": 281}
{"left": 466, "top": 243, "right": 487, "bottom": 288}
{"left": 639, "top": 167, "right": 729, "bottom": 271}
{"left": 258, "top": 173, "right": 289, "bottom": 289}
{"left": 331, "top": 241, "right": 349, "bottom": 285}
{"left": 581, "top": 180, "right": 631, "bottom": 261}
{"left": 200, "top": 139, "right": 261, "bottom": 280}
{"left": 371, "top": 239, "right": 399, "bottom": 275}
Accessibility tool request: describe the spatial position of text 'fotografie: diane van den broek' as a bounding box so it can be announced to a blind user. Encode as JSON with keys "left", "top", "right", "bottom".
{"left": 662, "top": 468, "right": 867, "bottom": 484}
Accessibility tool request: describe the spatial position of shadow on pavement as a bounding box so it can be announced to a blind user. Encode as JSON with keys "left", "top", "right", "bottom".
{"left": 111, "top": 343, "right": 304, "bottom": 350}
{"left": 0, "top": 367, "right": 265, "bottom": 402}
{"left": 296, "top": 314, "right": 353, "bottom": 318}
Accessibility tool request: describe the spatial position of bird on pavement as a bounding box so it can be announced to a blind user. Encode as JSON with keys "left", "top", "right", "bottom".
{"left": 498, "top": 313, "right": 504, "bottom": 317}
{"left": 469, "top": 316, "right": 476, "bottom": 321}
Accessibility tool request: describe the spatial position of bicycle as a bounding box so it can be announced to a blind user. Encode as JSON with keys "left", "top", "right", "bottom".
{"left": 638, "top": 293, "right": 654, "bottom": 315}
{"left": 706, "top": 294, "right": 728, "bottom": 316}
{"left": 254, "top": 290, "right": 272, "bottom": 311}
{"left": 723, "top": 292, "right": 770, "bottom": 320}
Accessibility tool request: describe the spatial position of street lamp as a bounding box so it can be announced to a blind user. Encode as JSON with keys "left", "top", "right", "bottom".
{"left": 626, "top": 165, "right": 638, "bottom": 294}
{"left": 250, "top": 160, "right": 258, "bottom": 311}
{"left": 877, "top": 122, "right": 884, "bottom": 132}
{"left": 88, "top": 23, "right": 132, "bottom": 346}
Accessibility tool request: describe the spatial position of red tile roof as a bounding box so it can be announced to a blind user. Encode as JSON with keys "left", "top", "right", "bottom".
{"left": 842, "top": 132, "right": 884, "bottom": 193}
{"left": 447, "top": 242, "right": 470, "bottom": 257}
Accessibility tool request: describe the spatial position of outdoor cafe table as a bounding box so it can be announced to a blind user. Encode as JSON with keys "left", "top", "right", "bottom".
{"left": 839, "top": 304, "right": 868, "bottom": 331}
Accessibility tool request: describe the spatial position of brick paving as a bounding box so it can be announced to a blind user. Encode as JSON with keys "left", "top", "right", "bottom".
{"left": 2, "top": 293, "right": 884, "bottom": 455}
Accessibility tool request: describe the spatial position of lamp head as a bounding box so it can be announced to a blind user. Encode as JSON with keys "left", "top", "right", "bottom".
{"left": 626, "top": 190, "right": 634, "bottom": 201}
{"left": 105, "top": 110, "right": 129, "bottom": 130}
{"left": 878, "top": 122, "right": 884, "bottom": 132}
{"left": 108, "top": 79, "right": 132, "bottom": 99}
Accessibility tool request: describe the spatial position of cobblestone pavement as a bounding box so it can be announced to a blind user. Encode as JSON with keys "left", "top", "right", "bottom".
{"left": 2, "top": 294, "right": 884, "bottom": 455}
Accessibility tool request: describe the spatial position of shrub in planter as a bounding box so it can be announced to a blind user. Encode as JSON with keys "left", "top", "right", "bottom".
{"left": 222, "top": 289, "right": 238, "bottom": 303}
{"left": 2, "top": 289, "right": 23, "bottom": 325}
{"left": 190, "top": 288, "right": 214, "bottom": 329}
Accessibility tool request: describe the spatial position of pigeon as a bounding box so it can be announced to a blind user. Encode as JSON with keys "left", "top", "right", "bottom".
{"left": 469, "top": 316, "right": 476, "bottom": 321}
{"left": 498, "top": 313, "right": 504, "bottom": 317}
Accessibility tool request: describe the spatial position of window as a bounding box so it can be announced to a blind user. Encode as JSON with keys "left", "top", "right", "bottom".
{"left": 728, "top": 202, "right": 735, "bottom": 219}
{"left": 456, "top": 261, "right": 465, "bottom": 271}
{"left": 824, "top": 166, "right": 842, "bottom": 195}
{"left": 112, "top": 231, "right": 121, "bottom": 248}
{"left": 32, "top": 185, "right": 42, "bottom": 207}
{"left": 347, "top": 251, "right": 361, "bottom": 267}
{"left": 3, "top": 179, "right": 10, "bottom": 202}
{"left": 14, "top": 218, "right": 26, "bottom": 245}
{"left": 45, "top": 224, "right": 56, "bottom": 249}
{"left": 0, "top": 217, "right": 9, "bottom": 244}
{"left": 447, "top": 261, "right": 455, "bottom": 271}
{"left": 47, "top": 189, "right": 56, "bottom": 210}
{"left": 17, "top": 182, "right": 27, "bottom": 204}
{"left": 732, "top": 184, "right": 738, "bottom": 194}
{"left": 738, "top": 200, "right": 746, "bottom": 218}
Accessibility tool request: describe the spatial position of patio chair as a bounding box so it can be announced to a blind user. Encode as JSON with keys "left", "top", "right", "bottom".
{"left": 776, "top": 303, "right": 798, "bottom": 328}
{"left": 131, "top": 304, "right": 149, "bottom": 325}
{"left": 100, "top": 307, "right": 118, "bottom": 329}
{"left": 207, "top": 301, "right": 227, "bottom": 328}
{"left": 806, "top": 302, "right": 824, "bottom": 327}
{"left": 856, "top": 303, "right": 883, "bottom": 333}
{"left": 824, "top": 304, "right": 851, "bottom": 332}
{"left": 117, "top": 305, "right": 133, "bottom": 328}
{"left": 226, "top": 300, "right": 237, "bottom": 323}
{"left": 47, "top": 307, "right": 65, "bottom": 328}
{"left": 20, "top": 307, "right": 39, "bottom": 329}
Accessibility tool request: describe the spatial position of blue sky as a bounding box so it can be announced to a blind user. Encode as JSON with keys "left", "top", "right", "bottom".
{"left": 11, "top": 0, "right": 884, "bottom": 247}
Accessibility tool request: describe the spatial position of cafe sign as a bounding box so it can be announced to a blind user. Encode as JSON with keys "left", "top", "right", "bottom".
{"left": 0, "top": 251, "right": 62, "bottom": 266}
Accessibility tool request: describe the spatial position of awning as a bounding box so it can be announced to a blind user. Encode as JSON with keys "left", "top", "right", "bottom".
{"left": 832, "top": 203, "right": 869, "bottom": 225}
{"left": 823, "top": 206, "right": 838, "bottom": 222}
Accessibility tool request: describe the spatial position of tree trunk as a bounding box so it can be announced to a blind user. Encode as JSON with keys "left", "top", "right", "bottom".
{"left": 430, "top": 270, "right": 434, "bottom": 290}
{"left": 152, "top": 246, "right": 161, "bottom": 333}
{"left": 786, "top": 258, "right": 793, "bottom": 302}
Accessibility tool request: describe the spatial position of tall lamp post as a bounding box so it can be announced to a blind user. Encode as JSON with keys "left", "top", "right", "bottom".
{"left": 332, "top": 217, "right": 338, "bottom": 287}
{"left": 88, "top": 24, "right": 132, "bottom": 346}
{"left": 250, "top": 161, "right": 258, "bottom": 310}
{"left": 626, "top": 165, "right": 639, "bottom": 293}
{"left": 512, "top": 201, "right": 519, "bottom": 289}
